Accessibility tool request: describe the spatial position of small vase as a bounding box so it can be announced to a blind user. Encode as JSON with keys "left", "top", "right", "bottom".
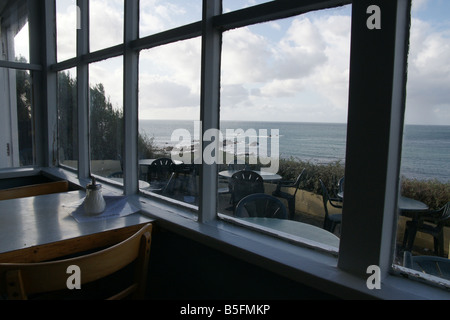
{"left": 84, "top": 177, "right": 106, "bottom": 215}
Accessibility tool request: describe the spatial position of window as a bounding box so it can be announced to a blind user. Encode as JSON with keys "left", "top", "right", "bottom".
{"left": 139, "top": 0, "right": 202, "bottom": 38}
{"left": 56, "top": 0, "right": 77, "bottom": 62}
{"left": 89, "top": 57, "right": 124, "bottom": 180}
{"left": 139, "top": 38, "right": 201, "bottom": 205}
{"left": 0, "top": 0, "right": 29, "bottom": 62}
{"left": 18, "top": 0, "right": 449, "bottom": 298}
{"left": 89, "top": 0, "right": 124, "bottom": 52}
{"left": 58, "top": 68, "right": 78, "bottom": 170}
{"left": 393, "top": 0, "right": 450, "bottom": 287}
{"left": 218, "top": 7, "right": 351, "bottom": 250}
{"left": 223, "top": 0, "right": 274, "bottom": 12}
{"left": 0, "top": 1, "right": 34, "bottom": 169}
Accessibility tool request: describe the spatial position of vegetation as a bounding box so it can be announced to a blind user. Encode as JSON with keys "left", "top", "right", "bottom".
{"left": 401, "top": 178, "right": 450, "bottom": 210}
{"left": 277, "top": 156, "right": 449, "bottom": 210}
{"left": 277, "top": 157, "right": 345, "bottom": 195}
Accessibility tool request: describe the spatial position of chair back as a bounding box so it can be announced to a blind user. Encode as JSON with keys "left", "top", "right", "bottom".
{"left": 149, "top": 158, "right": 174, "bottom": 178}
{"left": 291, "top": 169, "right": 307, "bottom": 196}
{"left": 148, "top": 158, "right": 174, "bottom": 192}
{"left": 235, "top": 193, "right": 288, "bottom": 219}
{"left": 403, "top": 251, "right": 450, "bottom": 281}
{"left": 0, "top": 224, "right": 152, "bottom": 300}
{"left": 0, "top": 180, "right": 69, "bottom": 201}
{"left": 437, "top": 202, "right": 450, "bottom": 224}
{"left": 338, "top": 177, "right": 345, "bottom": 195}
{"left": 424, "top": 202, "right": 450, "bottom": 227}
{"left": 319, "top": 179, "right": 331, "bottom": 217}
{"left": 230, "top": 170, "right": 264, "bottom": 209}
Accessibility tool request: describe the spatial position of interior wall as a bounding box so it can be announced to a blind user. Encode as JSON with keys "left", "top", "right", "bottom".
{"left": 146, "top": 226, "right": 339, "bottom": 300}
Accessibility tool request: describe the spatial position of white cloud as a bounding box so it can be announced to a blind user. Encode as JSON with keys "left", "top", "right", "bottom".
{"left": 221, "top": 27, "right": 272, "bottom": 85}
{"left": 405, "top": 18, "right": 450, "bottom": 125}
{"left": 139, "top": 0, "right": 201, "bottom": 37}
{"left": 220, "top": 12, "right": 351, "bottom": 123}
{"left": 89, "top": 0, "right": 124, "bottom": 52}
{"left": 138, "top": 38, "right": 201, "bottom": 119}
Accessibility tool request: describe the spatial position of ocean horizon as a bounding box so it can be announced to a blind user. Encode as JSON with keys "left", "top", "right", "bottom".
{"left": 139, "top": 119, "right": 450, "bottom": 183}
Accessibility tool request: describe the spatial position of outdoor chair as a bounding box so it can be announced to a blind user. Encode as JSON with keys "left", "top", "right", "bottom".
{"left": 403, "top": 251, "right": 450, "bottom": 281}
{"left": 218, "top": 160, "right": 249, "bottom": 197}
{"left": 337, "top": 176, "right": 345, "bottom": 200}
{"left": 0, "top": 223, "right": 153, "bottom": 300}
{"left": 147, "top": 158, "right": 175, "bottom": 194}
{"left": 272, "top": 169, "right": 306, "bottom": 220}
{"left": 230, "top": 170, "right": 264, "bottom": 212}
{"left": 319, "top": 179, "right": 343, "bottom": 233}
{"left": 402, "top": 202, "right": 450, "bottom": 257}
{"left": 235, "top": 193, "right": 288, "bottom": 219}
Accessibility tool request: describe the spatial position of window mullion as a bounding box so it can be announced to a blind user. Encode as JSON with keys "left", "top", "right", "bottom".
{"left": 198, "top": 0, "right": 222, "bottom": 223}
{"left": 338, "top": 0, "right": 411, "bottom": 278}
{"left": 76, "top": 0, "right": 90, "bottom": 180}
{"left": 123, "top": 0, "right": 139, "bottom": 195}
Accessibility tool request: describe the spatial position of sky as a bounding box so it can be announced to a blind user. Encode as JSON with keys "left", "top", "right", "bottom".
{"left": 14, "top": 0, "right": 450, "bottom": 125}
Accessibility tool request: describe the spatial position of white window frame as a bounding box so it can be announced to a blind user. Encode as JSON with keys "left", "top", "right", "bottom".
{"left": 3, "top": 0, "right": 447, "bottom": 299}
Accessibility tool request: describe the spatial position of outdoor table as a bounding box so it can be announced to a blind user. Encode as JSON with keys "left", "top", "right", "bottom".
{"left": 239, "top": 217, "right": 340, "bottom": 251}
{"left": 218, "top": 170, "right": 282, "bottom": 182}
{"left": 139, "top": 159, "right": 183, "bottom": 166}
{"left": 398, "top": 196, "right": 429, "bottom": 215}
{"left": 337, "top": 192, "right": 429, "bottom": 217}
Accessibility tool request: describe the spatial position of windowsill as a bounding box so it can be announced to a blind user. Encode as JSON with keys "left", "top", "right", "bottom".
{"left": 41, "top": 167, "right": 450, "bottom": 300}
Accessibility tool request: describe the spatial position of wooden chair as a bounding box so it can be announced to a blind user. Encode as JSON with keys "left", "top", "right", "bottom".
{"left": 0, "top": 180, "right": 69, "bottom": 201}
{"left": 0, "top": 223, "right": 152, "bottom": 300}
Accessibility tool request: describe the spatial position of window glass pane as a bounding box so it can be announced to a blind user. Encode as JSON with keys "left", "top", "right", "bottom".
{"left": 0, "top": 67, "right": 34, "bottom": 168}
{"left": 0, "top": 0, "right": 29, "bottom": 62}
{"left": 56, "top": 0, "right": 77, "bottom": 62}
{"left": 139, "top": 38, "right": 201, "bottom": 207}
{"left": 394, "top": 0, "right": 450, "bottom": 286}
{"left": 89, "top": 57, "right": 124, "bottom": 181}
{"left": 58, "top": 68, "right": 78, "bottom": 170}
{"left": 223, "top": 0, "right": 273, "bottom": 12}
{"left": 139, "top": 0, "right": 202, "bottom": 38}
{"left": 89, "top": 0, "right": 123, "bottom": 52}
{"left": 218, "top": 6, "right": 351, "bottom": 251}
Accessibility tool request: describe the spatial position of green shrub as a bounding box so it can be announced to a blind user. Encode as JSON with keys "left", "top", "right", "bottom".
{"left": 278, "top": 157, "right": 345, "bottom": 195}
{"left": 401, "top": 178, "right": 450, "bottom": 210}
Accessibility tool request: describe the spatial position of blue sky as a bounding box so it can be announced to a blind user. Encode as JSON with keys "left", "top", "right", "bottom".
{"left": 48, "top": 0, "right": 450, "bottom": 125}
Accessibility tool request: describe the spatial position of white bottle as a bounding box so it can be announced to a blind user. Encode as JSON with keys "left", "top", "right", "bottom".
{"left": 84, "top": 177, "right": 106, "bottom": 215}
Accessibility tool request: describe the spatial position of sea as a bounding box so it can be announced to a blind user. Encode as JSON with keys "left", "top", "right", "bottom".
{"left": 139, "top": 120, "right": 450, "bottom": 183}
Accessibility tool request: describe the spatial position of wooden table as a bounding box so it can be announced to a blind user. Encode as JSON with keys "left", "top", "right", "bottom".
{"left": 337, "top": 192, "right": 429, "bottom": 216}
{"left": 240, "top": 217, "right": 340, "bottom": 249}
{"left": 398, "top": 196, "right": 429, "bottom": 215}
{"left": 0, "top": 191, "right": 153, "bottom": 263}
